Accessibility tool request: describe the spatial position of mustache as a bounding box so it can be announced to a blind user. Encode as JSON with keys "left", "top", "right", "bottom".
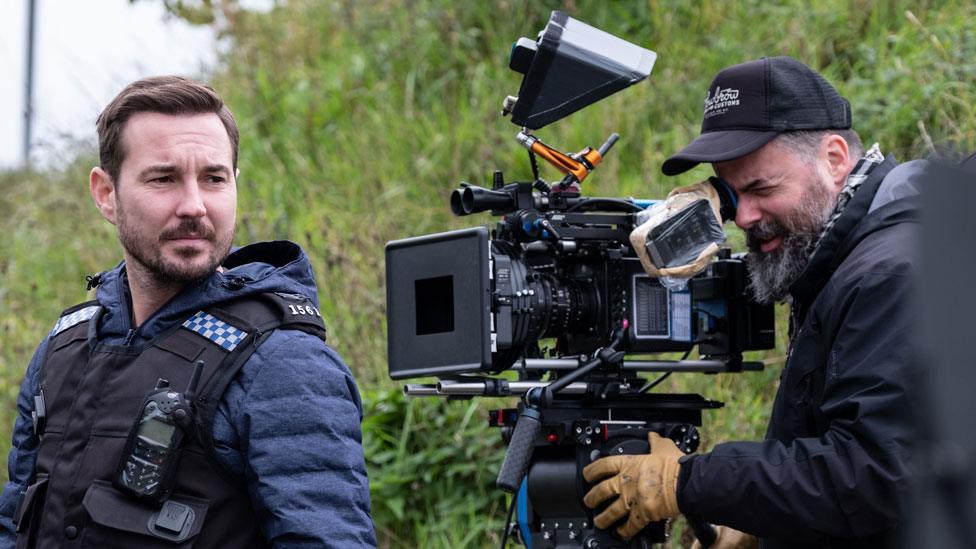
{"left": 159, "top": 219, "right": 216, "bottom": 241}
{"left": 746, "top": 221, "right": 786, "bottom": 253}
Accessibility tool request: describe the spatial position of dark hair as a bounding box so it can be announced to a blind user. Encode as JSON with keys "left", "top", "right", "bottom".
{"left": 95, "top": 75, "right": 239, "bottom": 183}
{"left": 774, "top": 129, "right": 864, "bottom": 165}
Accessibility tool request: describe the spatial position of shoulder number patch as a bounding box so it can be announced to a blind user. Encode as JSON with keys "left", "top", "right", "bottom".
{"left": 287, "top": 304, "right": 322, "bottom": 317}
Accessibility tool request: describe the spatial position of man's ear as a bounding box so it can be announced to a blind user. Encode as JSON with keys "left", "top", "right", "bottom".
{"left": 822, "top": 134, "right": 853, "bottom": 190}
{"left": 90, "top": 167, "right": 118, "bottom": 225}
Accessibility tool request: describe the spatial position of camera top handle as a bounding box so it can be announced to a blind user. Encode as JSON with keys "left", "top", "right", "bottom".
{"left": 517, "top": 131, "right": 620, "bottom": 192}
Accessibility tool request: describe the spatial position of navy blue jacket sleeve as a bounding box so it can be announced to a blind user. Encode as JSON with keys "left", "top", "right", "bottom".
{"left": 677, "top": 270, "right": 914, "bottom": 541}
{"left": 0, "top": 339, "right": 48, "bottom": 548}
{"left": 213, "top": 329, "right": 376, "bottom": 548}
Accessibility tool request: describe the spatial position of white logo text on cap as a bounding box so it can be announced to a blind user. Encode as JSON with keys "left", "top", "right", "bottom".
{"left": 703, "top": 86, "right": 740, "bottom": 119}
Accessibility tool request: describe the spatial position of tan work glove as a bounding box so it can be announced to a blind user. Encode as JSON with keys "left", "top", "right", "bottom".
{"left": 629, "top": 180, "right": 725, "bottom": 279}
{"left": 582, "top": 432, "right": 683, "bottom": 540}
{"left": 691, "top": 525, "right": 758, "bottom": 549}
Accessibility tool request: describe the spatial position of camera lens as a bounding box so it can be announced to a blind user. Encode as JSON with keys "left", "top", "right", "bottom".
{"left": 460, "top": 186, "right": 516, "bottom": 215}
{"left": 489, "top": 242, "right": 603, "bottom": 371}
{"left": 461, "top": 186, "right": 478, "bottom": 214}
{"left": 450, "top": 189, "right": 465, "bottom": 216}
{"left": 533, "top": 276, "right": 598, "bottom": 340}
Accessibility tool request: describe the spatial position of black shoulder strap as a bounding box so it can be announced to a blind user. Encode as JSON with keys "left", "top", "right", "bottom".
{"left": 192, "top": 292, "right": 327, "bottom": 459}
{"left": 34, "top": 300, "right": 103, "bottom": 435}
{"left": 48, "top": 300, "right": 101, "bottom": 338}
{"left": 208, "top": 292, "right": 326, "bottom": 341}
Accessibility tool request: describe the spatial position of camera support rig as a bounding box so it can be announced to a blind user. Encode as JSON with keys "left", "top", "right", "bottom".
{"left": 400, "top": 128, "right": 768, "bottom": 548}
{"left": 396, "top": 125, "right": 769, "bottom": 548}
{"left": 386, "top": 11, "right": 775, "bottom": 548}
{"left": 404, "top": 327, "right": 756, "bottom": 548}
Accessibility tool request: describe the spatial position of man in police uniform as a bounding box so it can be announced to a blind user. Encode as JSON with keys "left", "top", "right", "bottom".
{"left": 583, "top": 57, "right": 919, "bottom": 548}
{"left": 0, "top": 76, "right": 376, "bottom": 547}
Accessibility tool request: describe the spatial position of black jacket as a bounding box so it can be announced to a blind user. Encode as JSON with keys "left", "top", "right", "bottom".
{"left": 677, "top": 156, "right": 923, "bottom": 548}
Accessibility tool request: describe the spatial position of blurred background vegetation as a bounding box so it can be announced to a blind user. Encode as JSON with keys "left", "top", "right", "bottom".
{"left": 2, "top": 0, "right": 975, "bottom": 546}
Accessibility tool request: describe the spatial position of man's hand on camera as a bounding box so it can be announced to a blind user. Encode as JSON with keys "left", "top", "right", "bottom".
{"left": 581, "top": 432, "right": 683, "bottom": 540}
{"left": 691, "top": 525, "right": 758, "bottom": 549}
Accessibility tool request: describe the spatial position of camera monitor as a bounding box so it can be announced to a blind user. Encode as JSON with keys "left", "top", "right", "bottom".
{"left": 386, "top": 227, "right": 492, "bottom": 379}
{"left": 508, "top": 11, "right": 657, "bottom": 129}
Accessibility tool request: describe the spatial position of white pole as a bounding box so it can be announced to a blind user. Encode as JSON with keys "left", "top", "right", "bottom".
{"left": 23, "top": 0, "right": 37, "bottom": 168}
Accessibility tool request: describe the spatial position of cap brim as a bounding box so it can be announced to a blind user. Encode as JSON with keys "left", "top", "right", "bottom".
{"left": 661, "top": 129, "right": 780, "bottom": 176}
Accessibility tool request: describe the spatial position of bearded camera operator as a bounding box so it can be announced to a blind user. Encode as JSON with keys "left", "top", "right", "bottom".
{"left": 582, "top": 56, "right": 920, "bottom": 548}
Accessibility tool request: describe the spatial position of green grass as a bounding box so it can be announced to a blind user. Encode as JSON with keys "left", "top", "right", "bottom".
{"left": 2, "top": 0, "right": 975, "bottom": 546}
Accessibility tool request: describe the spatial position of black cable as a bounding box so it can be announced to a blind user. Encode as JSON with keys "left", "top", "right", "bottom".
{"left": 546, "top": 329, "right": 628, "bottom": 396}
{"left": 639, "top": 349, "right": 692, "bottom": 393}
{"left": 499, "top": 492, "right": 518, "bottom": 549}
{"left": 639, "top": 371, "right": 671, "bottom": 394}
{"left": 565, "top": 198, "right": 644, "bottom": 213}
{"left": 528, "top": 149, "right": 540, "bottom": 181}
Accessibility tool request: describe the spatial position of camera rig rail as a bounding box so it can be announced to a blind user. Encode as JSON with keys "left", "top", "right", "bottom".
{"left": 403, "top": 359, "right": 763, "bottom": 398}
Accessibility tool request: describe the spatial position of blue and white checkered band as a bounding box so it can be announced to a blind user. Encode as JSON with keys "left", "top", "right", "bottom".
{"left": 181, "top": 311, "right": 249, "bottom": 352}
{"left": 50, "top": 306, "right": 100, "bottom": 337}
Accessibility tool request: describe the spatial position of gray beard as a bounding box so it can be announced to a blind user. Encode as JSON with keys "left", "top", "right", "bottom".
{"left": 744, "top": 185, "right": 837, "bottom": 304}
{"left": 745, "top": 229, "right": 819, "bottom": 304}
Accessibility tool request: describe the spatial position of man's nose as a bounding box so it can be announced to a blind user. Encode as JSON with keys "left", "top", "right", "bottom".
{"left": 735, "top": 196, "right": 762, "bottom": 230}
{"left": 734, "top": 197, "right": 761, "bottom": 229}
{"left": 175, "top": 180, "right": 207, "bottom": 218}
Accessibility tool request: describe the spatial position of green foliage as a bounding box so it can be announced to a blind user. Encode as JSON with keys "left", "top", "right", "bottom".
{"left": 363, "top": 388, "right": 505, "bottom": 546}
{"left": 0, "top": 164, "right": 120, "bottom": 437}
{"left": 2, "top": 1, "right": 976, "bottom": 547}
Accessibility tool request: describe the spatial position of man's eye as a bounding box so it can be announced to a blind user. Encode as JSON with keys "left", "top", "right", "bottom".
{"left": 205, "top": 175, "right": 226, "bottom": 184}
{"left": 151, "top": 176, "right": 173, "bottom": 184}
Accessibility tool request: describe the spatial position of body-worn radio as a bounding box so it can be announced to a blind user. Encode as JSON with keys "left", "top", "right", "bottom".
{"left": 114, "top": 360, "right": 204, "bottom": 503}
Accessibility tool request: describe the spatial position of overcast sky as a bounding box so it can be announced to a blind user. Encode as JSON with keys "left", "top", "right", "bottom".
{"left": 0, "top": 0, "right": 226, "bottom": 169}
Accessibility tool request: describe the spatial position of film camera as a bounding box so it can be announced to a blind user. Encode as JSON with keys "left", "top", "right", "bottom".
{"left": 385, "top": 12, "right": 774, "bottom": 548}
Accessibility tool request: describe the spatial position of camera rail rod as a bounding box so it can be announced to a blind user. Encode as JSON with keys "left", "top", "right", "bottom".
{"left": 404, "top": 380, "right": 592, "bottom": 398}
{"left": 402, "top": 360, "right": 763, "bottom": 398}
{"left": 515, "top": 358, "right": 764, "bottom": 372}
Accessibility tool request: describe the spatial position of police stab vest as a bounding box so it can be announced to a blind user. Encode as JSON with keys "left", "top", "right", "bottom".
{"left": 13, "top": 292, "right": 327, "bottom": 548}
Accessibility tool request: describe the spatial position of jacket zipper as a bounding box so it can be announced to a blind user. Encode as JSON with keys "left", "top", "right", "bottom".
{"left": 784, "top": 304, "right": 802, "bottom": 368}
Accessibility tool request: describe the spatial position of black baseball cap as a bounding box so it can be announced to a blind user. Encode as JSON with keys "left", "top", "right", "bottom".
{"left": 661, "top": 56, "right": 852, "bottom": 176}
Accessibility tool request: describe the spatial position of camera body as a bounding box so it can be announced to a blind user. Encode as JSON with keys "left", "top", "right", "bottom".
{"left": 386, "top": 179, "right": 774, "bottom": 379}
